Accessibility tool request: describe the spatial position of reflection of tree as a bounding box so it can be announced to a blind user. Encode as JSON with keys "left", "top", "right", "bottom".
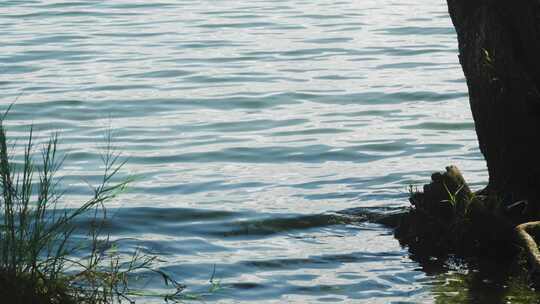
{"left": 417, "top": 257, "right": 540, "bottom": 304}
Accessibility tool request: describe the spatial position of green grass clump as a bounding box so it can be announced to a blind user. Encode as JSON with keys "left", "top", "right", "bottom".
{"left": 0, "top": 113, "right": 183, "bottom": 303}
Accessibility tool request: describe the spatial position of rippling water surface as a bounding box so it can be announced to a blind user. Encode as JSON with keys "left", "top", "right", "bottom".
{"left": 0, "top": 0, "right": 507, "bottom": 302}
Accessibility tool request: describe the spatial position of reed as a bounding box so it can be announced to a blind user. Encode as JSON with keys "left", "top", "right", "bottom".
{"left": 0, "top": 112, "right": 183, "bottom": 303}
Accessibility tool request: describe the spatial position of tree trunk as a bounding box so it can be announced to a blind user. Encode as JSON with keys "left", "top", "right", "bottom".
{"left": 447, "top": 0, "right": 540, "bottom": 210}
{"left": 392, "top": 0, "right": 540, "bottom": 272}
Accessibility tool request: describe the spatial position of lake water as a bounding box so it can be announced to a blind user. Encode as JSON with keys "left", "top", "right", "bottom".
{"left": 1, "top": 0, "right": 532, "bottom": 303}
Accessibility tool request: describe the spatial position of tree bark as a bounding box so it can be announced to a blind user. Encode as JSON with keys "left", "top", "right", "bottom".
{"left": 447, "top": 0, "right": 540, "bottom": 209}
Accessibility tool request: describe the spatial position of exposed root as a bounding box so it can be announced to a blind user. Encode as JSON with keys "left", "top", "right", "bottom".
{"left": 515, "top": 221, "right": 540, "bottom": 273}
{"left": 395, "top": 164, "right": 540, "bottom": 283}
{"left": 396, "top": 165, "right": 518, "bottom": 263}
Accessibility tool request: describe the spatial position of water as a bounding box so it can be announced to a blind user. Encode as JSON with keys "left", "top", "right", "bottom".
{"left": 0, "top": 0, "right": 524, "bottom": 303}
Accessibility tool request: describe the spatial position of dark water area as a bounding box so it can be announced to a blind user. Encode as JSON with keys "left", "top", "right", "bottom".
{"left": 1, "top": 0, "right": 535, "bottom": 303}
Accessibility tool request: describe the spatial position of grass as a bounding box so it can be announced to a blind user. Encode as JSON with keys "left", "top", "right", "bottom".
{"left": 0, "top": 112, "right": 184, "bottom": 303}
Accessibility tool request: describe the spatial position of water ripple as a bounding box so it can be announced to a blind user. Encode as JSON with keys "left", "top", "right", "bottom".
{"left": 0, "top": 0, "right": 482, "bottom": 302}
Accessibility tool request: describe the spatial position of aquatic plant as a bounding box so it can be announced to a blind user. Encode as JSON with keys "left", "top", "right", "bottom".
{"left": 0, "top": 111, "right": 184, "bottom": 303}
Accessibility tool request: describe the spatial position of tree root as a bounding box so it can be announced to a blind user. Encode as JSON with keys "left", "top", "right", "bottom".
{"left": 515, "top": 221, "right": 540, "bottom": 273}
{"left": 396, "top": 165, "right": 523, "bottom": 266}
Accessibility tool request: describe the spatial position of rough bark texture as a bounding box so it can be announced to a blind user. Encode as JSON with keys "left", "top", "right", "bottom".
{"left": 447, "top": 0, "right": 540, "bottom": 210}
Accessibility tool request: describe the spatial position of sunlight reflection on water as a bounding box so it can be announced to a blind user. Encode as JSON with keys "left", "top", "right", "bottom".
{"left": 0, "top": 0, "right": 492, "bottom": 302}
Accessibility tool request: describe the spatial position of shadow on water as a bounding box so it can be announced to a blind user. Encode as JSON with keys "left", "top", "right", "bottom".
{"left": 415, "top": 256, "right": 540, "bottom": 304}
{"left": 342, "top": 207, "right": 540, "bottom": 304}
